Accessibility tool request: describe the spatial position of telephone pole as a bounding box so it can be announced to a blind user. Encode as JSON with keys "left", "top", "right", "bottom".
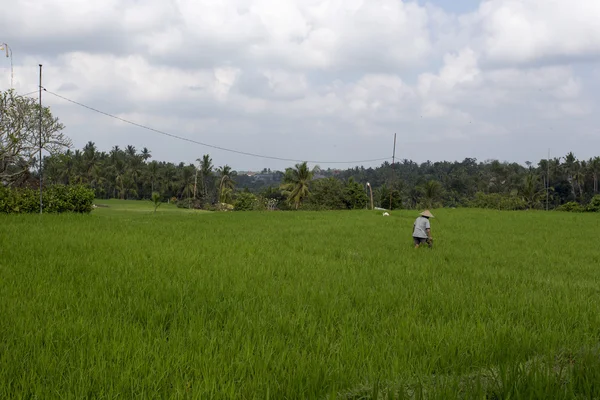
{"left": 546, "top": 148, "right": 550, "bottom": 211}
{"left": 389, "top": 133, "right": 396, "bottom": 210}
{"left": 39, "top": 64, "right": 43, "bottom": 214}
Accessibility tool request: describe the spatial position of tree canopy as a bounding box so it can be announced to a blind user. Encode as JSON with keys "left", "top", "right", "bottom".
{"left": 0, "top": 89, "right": 71, "bottom": 187}
{"left": 36, "top": 141, "right": 600, "bottom": 211}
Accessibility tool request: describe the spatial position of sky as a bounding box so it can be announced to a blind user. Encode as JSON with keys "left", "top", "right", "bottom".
{"left": 2, "top": 0, "right": 600, "bottom": 172}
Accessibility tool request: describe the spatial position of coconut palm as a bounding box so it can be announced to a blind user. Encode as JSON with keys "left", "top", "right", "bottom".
{"left": 590, "top": 157, "right": 600, "bottom": 194}
{"left": 196, "top": 154, "right": 214, "bottom": 200}
{"left": 148, "top": 160, "right": 159, "bottom": 194}
{"left": 217, "top": 165, "right": 235, "bottom": 203}
{"left": 521, "top": 173, "right": 545, "bottom": 209}
{"left": 140, "top": 147, "right": 152, "bottom": 162}
{"left": 563, "top": 152, "right": 577, "bottom": 200}
{"left": 420, "top": 180, "right": 443, "bottom": 209}
{"left": 280, "top": 161, "right": 315, "bottom": 210}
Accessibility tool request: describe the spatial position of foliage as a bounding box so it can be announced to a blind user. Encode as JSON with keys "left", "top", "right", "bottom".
{"left": 305, "top": 178, "right": 345, "bottom": 210}
{"left": 2, "top": 208, "right": 600, "bottom": 398}
{"left": 587, "top": 195, "right": 600, "bottom": 212}
{"left": 175, "top": 198, "right": 203, "bottom": 209}
{"left": 0, "top": 184, "right": 94, "bottom": 214}
{"left": 375, "top": 183, "right": 403, "bottom": 210}
{"left": 216, "top": 165, "right": 235, "bottom": 204}
{"left": 280, "top": 161, "right": 316, "bottom": 210}
{"left": 472, "top": 191, "right": 527, "bottom": 211}
{"left": 419, "top": 180, "right": 444, "bottom": 209}
{"left": 1, "top": 89, "right": 71, "bottom": 187}
{"left": 151, "top": 192, "right": 162, "bottom": 213}
{"left": 41, "top": 142, "right": 600, "bottom": 212}
{"left": 556, "top": 201, "right": 585, "bottom": 212}
{"left": 234, "top": 191, "right": 259, "bottom": 211}
{"left": 521, "top": 173, "right": 546, "bottom": 209}
{"left": 343, "top": 177, "right": 368, "bottom": 210}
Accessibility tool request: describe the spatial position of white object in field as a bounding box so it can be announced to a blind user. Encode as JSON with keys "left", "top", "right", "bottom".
{"left": 383, "top": 212, "right": 390, "bottom": 216}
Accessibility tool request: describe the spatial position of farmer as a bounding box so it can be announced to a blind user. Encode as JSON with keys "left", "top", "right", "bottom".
{"left": 412, "top": 210, "right": 434, "bottom": 248}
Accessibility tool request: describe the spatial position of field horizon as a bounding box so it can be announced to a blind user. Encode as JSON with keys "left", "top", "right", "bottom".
{"left": 2, "top": 201, "right": 600, "bottom": 398}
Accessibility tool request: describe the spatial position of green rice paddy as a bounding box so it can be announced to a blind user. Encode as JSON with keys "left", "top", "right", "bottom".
{"left": 1, "top": 202, "right": 600, "bottom": 398}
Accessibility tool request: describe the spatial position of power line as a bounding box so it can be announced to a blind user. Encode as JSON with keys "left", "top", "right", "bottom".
{"left": 19, "top": 90, "right": 39, "bottom": 98}
{"left": 43, "top": 88, "right": 392, "bottom": 165}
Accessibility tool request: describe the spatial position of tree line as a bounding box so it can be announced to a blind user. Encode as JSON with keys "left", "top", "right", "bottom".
{"left": 2, "top": 89, "right": 599, "bottom": 212}
{"left": 38, "top": 142, "right": 600, "bottom": 212}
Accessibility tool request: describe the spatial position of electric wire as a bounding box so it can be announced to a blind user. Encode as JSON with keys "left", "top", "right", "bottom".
{"left": 43, "top": 88, "right": 392, "bottom": 165}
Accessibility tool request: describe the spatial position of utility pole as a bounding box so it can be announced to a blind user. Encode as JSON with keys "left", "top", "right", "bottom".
{"left": 389, "top": 133, "right": 396, "bottom": 210}
{"left": 546, "top": 148, "right": 550, "bottom": 211}
{"left": 39, "top": 64, "right": 43, "bottom": 214}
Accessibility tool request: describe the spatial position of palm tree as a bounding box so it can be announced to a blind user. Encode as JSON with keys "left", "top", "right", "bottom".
{"left": 217, "top": 165, "right": 235, "bottom": 203}
{"left": 521, "top": 173, "right": 544, "bottom": 209}
{"left": 563, "top": 152, "right": 577, "bottom": 200}
{"left": 148, "top": 161, "right": 159, "bottom": 194}
{"left": 128, "top": 156, "right": 144, "bottom": 199}
{"left": 590, "top": 157, "right": 600, "bottom": 194}
{"left": 574, "top": 160, "right": 586, "bottom": 201}
{"left": 420, "top": 180, "right": 443, "bottom": 209}
{"left": 198, "top": 154, "right": 214, "bottom": 200}
{"left": 82, "top": 141, "right": 97, "bottom": 184}
{"left": 180, "top": 166, "right": 195, "bottom": 203}
{"left": 140, "top": 147, "right": 152, "bottom": 162}
{"left": 537, "top": 159, "right": 549, "bottom": 190}
{"left": 125, "top": 145, "right": 137, "bottom": 159}
{"left": 280, "top": 161, "right": 315, "bottom": 210}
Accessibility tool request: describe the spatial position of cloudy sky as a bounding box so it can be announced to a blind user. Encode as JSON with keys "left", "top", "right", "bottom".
{"left": 2, "top": 0, "right": 600, "bottom": 171}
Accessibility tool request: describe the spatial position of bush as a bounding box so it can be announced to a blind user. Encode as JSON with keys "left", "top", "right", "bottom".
{"left": 0, "top": 184, "right": 94, "bottom": 214}
{"left": 586, "top": 195, "right": 600, "bottom": 212}
{"left": 556, "top": 201, "right": 584, "bottom": 212}
{"left": 234, "top": 192, "right": 259, "bottom": 211}
{"left": 471, "top": 192, "right": 527, "bottom": 211}
{"left": 176, "top": 198, "right": 203, "bottom": 209}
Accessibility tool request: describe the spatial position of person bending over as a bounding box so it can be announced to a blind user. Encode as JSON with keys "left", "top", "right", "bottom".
{"left": 412, "top": 210, "right": 434, "bottom": 248}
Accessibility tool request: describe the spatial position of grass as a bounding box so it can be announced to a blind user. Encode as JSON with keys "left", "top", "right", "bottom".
{"left": 1, "top": 204, "right": 600, "bottom": 399}
{"left": 92, "top": 198, "right": 211, "bottom": 214}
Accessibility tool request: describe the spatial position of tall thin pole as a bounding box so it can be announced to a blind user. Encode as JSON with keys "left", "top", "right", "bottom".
{"left": 389, "top": 133, "right": 396, "bottom": 210}
{"left": 367, "top": 183, "right": 374, "bottom": 210}
{"left": 546, "top": 148, "right": 550, "bottom": 211}
{"left": 39, "top": 64, "right": 43, "bottom": 214}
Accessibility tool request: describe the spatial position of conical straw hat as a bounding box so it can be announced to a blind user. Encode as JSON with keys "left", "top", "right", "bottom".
{"left": 420, "top": 210, "right": 434, "bottom": 218}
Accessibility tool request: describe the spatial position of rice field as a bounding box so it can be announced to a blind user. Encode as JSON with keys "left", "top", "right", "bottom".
{"left": 1, "top": 202, "right": 600, "bottom": 399}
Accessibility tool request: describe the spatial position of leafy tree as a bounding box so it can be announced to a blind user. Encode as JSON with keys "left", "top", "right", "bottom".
{"left": 1, "top": 89, "right": 71, "bottom": 187}
{"left": 307, "top": 177, "right": 345, "bottom": 210}
{"left": 343, "top": 177, "right": 368, "bottom": 209}
{"left": 234, "top": 191, "right": 258, "bottom": 211}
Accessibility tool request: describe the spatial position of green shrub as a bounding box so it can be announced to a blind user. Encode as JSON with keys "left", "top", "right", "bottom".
{"left": 176, "top": 198, "right": 202, "bottom": 209}
{"left": 587, "top": 195, "right": 600, "bottom": 212}
{"left": 234, "top": 192, "right": 259, "bottom": 211}
{"left": 556, "top": 201, "right": 584, "bottom": 212}
{"left": 0, "top": 185, "right": 94, "bottom": 214}
{"left": 471, "top": 192, "right": 527, "bottom": 211}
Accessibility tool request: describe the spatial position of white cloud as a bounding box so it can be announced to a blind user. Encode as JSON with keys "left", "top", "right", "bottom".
{"left": 1, "top": 0, "right": 600, "bottom": 170}
{"left": 476, "top": 0, "right": 600, "bottom": 64}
